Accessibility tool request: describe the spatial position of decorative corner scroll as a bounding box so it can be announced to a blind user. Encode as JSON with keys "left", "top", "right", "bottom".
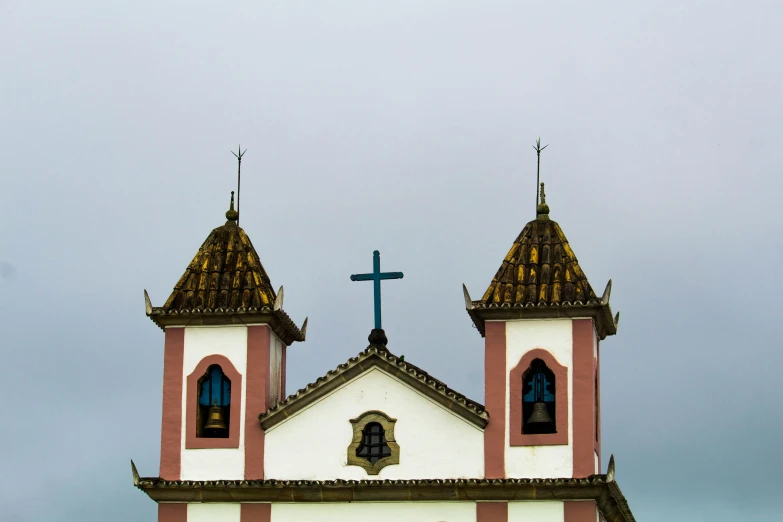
{"left": 600, "top": 279, "right": 612, "bottom": 306}
{"left": 300, "top": 317, "right": 308, "bottom": 341}
{"left": 607, "top": 454, "right": 616, "bottom": 482}
{"left": 131, "top": 459, "right": 140, "bottom": 486}
{"left": 346, "top": 410, "right": 400, "bottom": 475}
{"left": 462, "top": 284, "right": 474, "bottom": 310}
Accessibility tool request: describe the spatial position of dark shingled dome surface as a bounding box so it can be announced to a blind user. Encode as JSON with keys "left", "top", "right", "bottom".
{"left": 480, "top": 217, "right": 597, "bottom": 306}
{"left": 162, "top": 221, "right": 277, "bottom": 312}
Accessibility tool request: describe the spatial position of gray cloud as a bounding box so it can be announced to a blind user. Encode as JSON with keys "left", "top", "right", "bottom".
{"left": 0, "top": 262, "right": 16, "bottom": 280}
{"left": 1, "top": 1, "right": 781, "bottom": 521}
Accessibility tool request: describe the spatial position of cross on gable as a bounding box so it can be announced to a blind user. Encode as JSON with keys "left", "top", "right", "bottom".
{"left": 350, "top": 250, "right": 404, "bottom": 330}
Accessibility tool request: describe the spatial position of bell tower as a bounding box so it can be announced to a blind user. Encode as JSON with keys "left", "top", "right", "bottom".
{"left": 144, "top": 192, "right": 308, "bottom": 486}
{"left": 464, "top": 183, "right": 619, "bottom": 480}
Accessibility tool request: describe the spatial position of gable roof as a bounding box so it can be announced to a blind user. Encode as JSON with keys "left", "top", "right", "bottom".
{"left": 464, "top": 198, "right": 619, "bottom": 340}
{"left": 258, "top": 343, "right": 488, "bottom": 430}
{"left": 146, "top": 194, "right": 306, "bottom": 345}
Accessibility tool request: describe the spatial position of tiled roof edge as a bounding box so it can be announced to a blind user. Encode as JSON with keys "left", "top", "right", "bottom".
{"left": 132, "top": 474, "right": 634, "bottom": 521}
{"left": 466, "top": 299, "right": 617, "bottom": 340}
{"left": 146, "top": 306, "right": 305, "bottom": 344}
{"left": 137, "top": 475, "right": 610, "bottom": 488}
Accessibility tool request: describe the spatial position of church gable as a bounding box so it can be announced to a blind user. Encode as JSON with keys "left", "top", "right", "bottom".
{"left": 262, "top": 348, "right": 486, "bottom": 480}
{"left": 260, "top": 345, "right": 488, "bottom": 430}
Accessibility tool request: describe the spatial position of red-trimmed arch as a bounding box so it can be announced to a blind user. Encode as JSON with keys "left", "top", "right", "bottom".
{"left": 509, "top": 348, "right": 569, "bottom": 446}
{"left": 186, "top": 354, "right": 243, "bottom": 449}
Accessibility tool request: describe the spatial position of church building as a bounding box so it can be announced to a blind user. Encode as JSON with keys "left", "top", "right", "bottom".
{"left": 132, "top": 174, "right": 636, "bottom": 522}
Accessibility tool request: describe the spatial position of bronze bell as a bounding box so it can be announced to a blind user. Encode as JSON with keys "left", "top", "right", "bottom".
{"left": 526, "top": 402, "right": 554, "bottom": 425}
{"left": 204, "top": 399, "right": 228, "bottom": 431}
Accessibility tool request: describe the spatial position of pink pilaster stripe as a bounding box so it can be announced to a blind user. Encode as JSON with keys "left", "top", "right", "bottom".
{"left": 484, "top": 321, "right": 506, "bottom": 479}
{"left": 245, "top": 326, "right": 270, "bottom": 479}
{"left": 572, "top": 319, "right": 596, "bottom": 478}
{"left": 477, "top": 501, "right": 508, "bottom": 522}
{"left": 241, "top": 503, "right": 271, "bottom": 522}
{"left": 158, "top": 503, "right": 187, "bottom": 522}
{"left": 160, "top": 328, "right": 184, "bottom": 480}
{"left": 564, "top": 500, "right": 598, "bottom": 521}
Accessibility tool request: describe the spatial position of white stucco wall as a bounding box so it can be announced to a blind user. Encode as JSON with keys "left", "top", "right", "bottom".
{"left": 508, "top": 500, "right": 564, "bottom": 521}
{"left": 187, "top": 503, "right": 241, "bottom": 522}
{"left": 271, "top": 502, "right": 476, "bottom": 522}
{"left": 504, "top": 318, "right": 574, "bottom": 478}
{"left": 180, "top": 326, "right": 248, "bottom": 480}
{"left": 264, "top": 368, "right": 484, "bottom": 480}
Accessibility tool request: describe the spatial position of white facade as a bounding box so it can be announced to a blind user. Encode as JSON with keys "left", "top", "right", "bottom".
{"left": 508, "top": 500, "right": 565, "bottom": 521}
{"left": 504, "top": 318, "right": 574, "bottom": 478}
{"left": 181, "top": 326, "right": 248, "bottom": 481}
{"left": 187, "top": 503, "right": 241, "bottom": 522}
{"left": 264, "top": 367, "right": 485, "bottom": 480}
{"left": 179, "top": 501, "right": 573, "bottom": 521}
{"left": 271, "top": 502, "right": 476, "bottom": 522}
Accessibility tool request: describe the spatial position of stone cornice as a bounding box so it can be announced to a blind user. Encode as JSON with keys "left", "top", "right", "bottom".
{"left": 133, "top": 474, "right": 634, "bottom": 522}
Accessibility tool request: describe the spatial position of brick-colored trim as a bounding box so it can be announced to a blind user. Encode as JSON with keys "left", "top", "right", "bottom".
{"left": 595, "top": 340, "right": 601, "bottom": 469}
{"left": 509, "top": 348, "right": 568, "bottom": 446}
{"left": 160, "top": 328, "right": 184, "bottom": 480}
{"left": 280, "top": 343, "right": 287, "bottom": 400}
{"left": 477, "top": 502, "right": 508, "bottom": 522}
{"left": 476, "top": 502, "right": 508, "bottom": 522}
{"left": 245, "top": 325, "right": 270, "bottom": 479}
{"left": 158, "top": 503, "right": 186, "bottom": 522}
{"left": 484, "top": 322, "right": 506, "bottom": 479}
{"left": 565, "top": 500, "right": 598, "bottom": 521}
{"left": 185, "top": 354, "right": 243, "bottom": 449}
{"left": 573, "top": 319, "right": 596, "bottom": 477}
{"left": 240, "top": 503, "right": 271, "bottom": 522}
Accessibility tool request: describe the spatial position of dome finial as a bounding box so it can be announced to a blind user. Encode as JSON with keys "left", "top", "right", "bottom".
{"left": 533, "top": 137, "right": 549, "bottom": 217}
{"left": 231, "top": 146, "right": 246, "bottom": 226}
{"left": 536, "top": 182, "right": 550, "bottom": 219}
{"left": 225, "top": 191, "right": 239, "bottom": 223}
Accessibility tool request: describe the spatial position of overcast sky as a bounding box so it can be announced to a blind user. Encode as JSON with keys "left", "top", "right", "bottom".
{"left": 2, "top": 1, "right": 782, "bottom": 520}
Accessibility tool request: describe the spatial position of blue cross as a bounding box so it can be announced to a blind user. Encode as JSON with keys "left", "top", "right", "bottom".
{"left": 350, "top": 250, "right": 404, "bottom": 330}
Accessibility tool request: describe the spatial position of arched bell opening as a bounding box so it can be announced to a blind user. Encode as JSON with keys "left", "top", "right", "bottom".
{"left": 356, "top": 422, "right": 392, "bottom": 464}
{"left": 196, "top": 364, "right": 231, "bottom": 438}
{"left": 522, "top": 358, "right": 556, "bottom": 435}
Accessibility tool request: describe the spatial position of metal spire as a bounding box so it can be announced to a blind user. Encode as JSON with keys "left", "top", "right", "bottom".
{"left": 533, "top": 138, "right": 548, "bottom": 214}
{"left": 231, "top": 145, "right": 246, "bottom": 226}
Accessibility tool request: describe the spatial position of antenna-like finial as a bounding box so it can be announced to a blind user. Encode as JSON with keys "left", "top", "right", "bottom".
{"left": 537, "top": 182, "right": 550, "bottom": 219}
{"left": 231, "top": 145, "right": 246, "bottom": 225}
{"left": 532, "top": 137, "right": 548, "bottom": 215}
{"left": 226, "top": 191, "right": 239, "bottom": 222}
